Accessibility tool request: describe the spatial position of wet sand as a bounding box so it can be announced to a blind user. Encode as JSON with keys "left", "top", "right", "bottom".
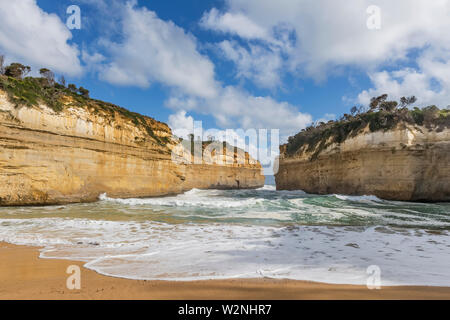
{"left": 1, "top": 242, "right": 449, "bottom": 300}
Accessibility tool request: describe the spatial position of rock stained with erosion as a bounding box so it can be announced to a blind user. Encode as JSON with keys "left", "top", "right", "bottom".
{"left": 276, "top": 124, "right": 450, "bottom": 202}
{"left": 0, "top": 90, "right": 264, "bottom": 205}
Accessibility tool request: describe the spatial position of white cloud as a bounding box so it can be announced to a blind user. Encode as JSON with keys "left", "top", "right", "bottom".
{"left": 81, "top": 50, "right": 106, "bottom": 72}
{"left": 168, "top": 110, "right": 280, "bottom": 174}
{"left": 100, "top": 3, "right": 218, "bottom": 99}
{"left": 0, "top": 0, "right": 82, "bottom": 76}
{"left": 201, "top": 0, "right": 450, "bottom": 85}
{"left": 96, "top": 2, "right": 312, "bottom": 136}
{"left": 168, "top": 110, "right": 194, "bottom": 139}
{"left": 316, "top": 113, "right": 336, "bottom": 124}
{"left": 218, "top": 40, "right": 283, "bottom": 89}
{"left": 358, "top": 47, "right": 450, "bottom": 108}
{"left": 207, "top": 128, "right": 279, "bottom": 175}
{"left": 216, "top": 86, "right": 312, "bottom": 133}
{"left": 200, "top": 8, "right": 268, "bottom": 40}
{"left": 167, "top": 86, "right": 312, "bottom": 136}
{"left": 75, "top": 2, "right": 312, "bottom": 141}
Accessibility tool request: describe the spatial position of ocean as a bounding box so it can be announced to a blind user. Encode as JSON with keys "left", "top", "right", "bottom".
{"left": 0, "top": 183, "right": 449, "bottom": 286}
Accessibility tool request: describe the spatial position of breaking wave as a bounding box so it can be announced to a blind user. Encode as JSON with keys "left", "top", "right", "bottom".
{"left": 1, "top": 185, "right": 449, "bottom": 286}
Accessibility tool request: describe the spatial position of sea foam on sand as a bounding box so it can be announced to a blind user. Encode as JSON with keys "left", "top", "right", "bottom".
{"left": 0, "top": 217, "right": 449, "bottom": 286}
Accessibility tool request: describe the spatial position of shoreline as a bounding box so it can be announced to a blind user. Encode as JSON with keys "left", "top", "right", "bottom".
{"left": 0, "top": 185, "right": 265, "bottom": 208}
{"left": 1, "top": 242, "right": 449, "bottom": 300}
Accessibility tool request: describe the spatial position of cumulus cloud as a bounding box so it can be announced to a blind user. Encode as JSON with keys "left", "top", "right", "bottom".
{"left": 316, "top": 113, "right": 336, "bottom": 124}
{"left": 96, "top": 2, "right": 312, "bottom": 136}
{"left": 167, "top": 86, "right": 312, "bottom": 136}
{"left": 99, "top": 3, "right": 218, "bottom": 99}
{"left": 218, "top": 40, "right": 283, "bottom": 89}
{"left": 358, "top": 48, "right": 450, "bottom": 108}
{"left": 168, "top": 110, "right": 194, "bottom": 139}
{"left": 201, "top": 0, "right": 450, "bottom": 94}
{"left": 0, "top": 0, "right": 82, "bottom": 76}
{"left": 200, "top": 8, "right": 269, "bottom": 40}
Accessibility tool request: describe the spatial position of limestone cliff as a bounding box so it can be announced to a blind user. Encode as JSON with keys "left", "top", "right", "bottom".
{"left": 0, "top": 89, "right": 264, "bottom": 206}
{"left": 276, "top": 124, "right": 450, "bottom": 202}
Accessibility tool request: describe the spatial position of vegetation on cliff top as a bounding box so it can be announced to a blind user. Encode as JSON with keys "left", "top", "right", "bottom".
{"left": 0, "top": 58, "right": 170, "bottom": 146}
{"left": 285, "top": 94, "right": 450, "bottom": 159}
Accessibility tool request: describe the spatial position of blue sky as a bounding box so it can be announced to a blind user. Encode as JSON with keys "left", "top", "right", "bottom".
{"left": 1, "top": 0, "right": 450, "bottom": 173}
{"left": 1, "top": 1, "right": 383, "bottom": 130}
{"left": 48, "top": 0, "right": 356, "bottom": 113}
{"left": 38, "top": 0, "right": 369, "bottom": 125}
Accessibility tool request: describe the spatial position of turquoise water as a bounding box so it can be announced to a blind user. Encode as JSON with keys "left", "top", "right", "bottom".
{"left": 0, "top": 186, "right": 449, "bottom": 285}
{"left": 1, "top": 186, "right": 448, "bottom": 229}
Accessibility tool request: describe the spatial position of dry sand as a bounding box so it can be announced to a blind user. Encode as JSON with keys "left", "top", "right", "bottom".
{"left": 1, "top": 242, "right": 449, "bottom": 300}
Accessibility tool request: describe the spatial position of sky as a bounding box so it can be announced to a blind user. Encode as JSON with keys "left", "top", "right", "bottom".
{"left": 1, "top": 0, "right": 450, "bottom": 174}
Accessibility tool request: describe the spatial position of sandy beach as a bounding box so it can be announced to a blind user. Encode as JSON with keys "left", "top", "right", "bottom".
{"left": 0, "top": 242, "right": 449, "bottom": 300}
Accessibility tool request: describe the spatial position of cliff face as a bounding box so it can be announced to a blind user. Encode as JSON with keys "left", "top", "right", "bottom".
{"left": 0, "top": 90, "right": 264, "bottom": 206}
{"left": 276, "top": 125, "right": 450, "bottom": 202}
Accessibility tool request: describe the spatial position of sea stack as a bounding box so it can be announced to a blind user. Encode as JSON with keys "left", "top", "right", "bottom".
{"left": 276, "top": 102, "right": 450, "bottom": 202}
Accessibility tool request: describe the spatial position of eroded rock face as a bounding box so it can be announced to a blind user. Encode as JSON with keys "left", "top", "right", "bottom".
{"left": 275, "top": 125, "right": 450, "bottom": 202}
{"left": 0, "top": 91, "right": 264, "bottom": 205}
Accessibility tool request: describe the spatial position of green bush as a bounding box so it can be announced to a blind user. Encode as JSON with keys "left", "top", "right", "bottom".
{"left": 0, "top": 76, "right": 64, "bottom": 112}
{"left": 285, "top": 95, "right": 450, "bottom": 157}
{"left": 0, "top": 73, "right": 167, "bottom": 146}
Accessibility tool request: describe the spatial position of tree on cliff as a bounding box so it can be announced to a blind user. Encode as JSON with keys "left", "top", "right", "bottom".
{"left": 369, "top": 95, "right": 416, "bottom": 112}
{"left": 400, "top": 96, "right": 417, "bottom": 108}
{"left": 369, "top": 94, "right": 388, "bottom": 111}
{"left": 379, "top": 100, "right": 398, "bottom": 112}
{"left": 58, "top": 75, "right": 66, "bottom": 87}
{"left": 78, "top": 86, "right": 90, "bottom": 98}
{"left": 39, "top": 68, "right": 55, "bottom": 86}
{"left": 4, "top": 63, "right": 31, "bottom": 79}
{"left": 0, "top": 55, "right": 5, "bottom": 75}
{"left": 285, "top": 94, "right": 449, "bottom": 157}
{"left": 422, "top": 105, "right": 440, "bottom": 124}
{"left": 68, "top": 83, "right": 77, "bottom": 93}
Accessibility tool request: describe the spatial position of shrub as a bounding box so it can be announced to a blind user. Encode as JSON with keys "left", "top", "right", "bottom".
{"left": 78, "top": 86, "right": 89, "bottom": 98}
{"left": 4, "top": 63, "right": 31, "bottom": 79}
{"left": 39, "top": 68, "right": 55, "bottom": 86}
{"left": 68, "top": 83, "right": 77, "bottom": 92}
{"left": 285, "top": 95, "right": 450, "bottom": 157}
{"left": 0, "top": 55, "right": 4, "bottom": 75}
{"left": 0, "top": 72, "right": 167, "bottom": 146}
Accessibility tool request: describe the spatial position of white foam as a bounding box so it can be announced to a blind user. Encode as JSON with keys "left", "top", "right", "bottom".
{"left": 333, "top": 194, "right": 382, "bottom": 202}
{"left": 1, "top": 218, "right": 449, "bottom": 286}
{"left": 257, "top": 185, "right": 276, "bottom": 191}
{"left": 1, "top": 186, "right": 449, "bottom": 286}
{"left": 99, "top": 191, "right": 264, "bottom": 208}
{"left": 131, "top": 197, "right": 260, "bottom": 208}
